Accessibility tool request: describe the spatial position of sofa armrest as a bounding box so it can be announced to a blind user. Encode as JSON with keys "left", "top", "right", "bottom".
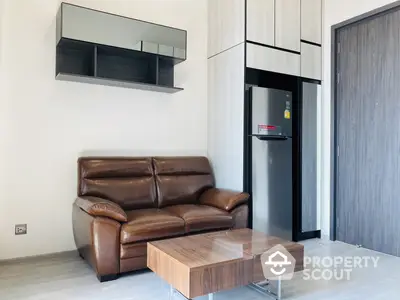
{"left": 72, "top": 204, "right": 121, "bottom": 281}
{"left": 199, "top": 188, "right": 249, "bottom": 211}
{"left": 75, "top": 196, "right": 127, "bottom": 222}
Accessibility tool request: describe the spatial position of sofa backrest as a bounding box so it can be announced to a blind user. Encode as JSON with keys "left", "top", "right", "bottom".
{"left": 153, "top": 157, "right": 215, "bottom": 208}
{"left": 78, "top": 157, "right": 157, "bottom": 210}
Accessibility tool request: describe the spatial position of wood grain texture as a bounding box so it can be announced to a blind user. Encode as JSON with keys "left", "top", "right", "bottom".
{"left": 246, "top": 0, "right": 274, "bottom": 46}
{"left": 275, "top": 0, "right": 301, "bottom": 51}
{"left": 147, "top": 243, "right": 190, "bottom": 296}
{"left": 147, "top": 229, "right": 304, "bottom": 298}
{"left": 189, "top": 258, "right": 253, "bottom": 298}
{"left": 207, "top": 43, "right": 245, "bottom": 190}
{"left": 208, "top": 0, "right": 245, "bottom": 58}
{"left": 300, "top": 42, "right": 322, "bottom": 80}
{"left": 336, "top": 8, "right": 400, "bottom": 256}
{"left": 300, "top": 0, "right": 322, "bottom": 44}
{"left": 148, "top": 233, "right": 251, "bottom": 269}
{"left": 246, "top": 42, "right": 300, "bottom": 76}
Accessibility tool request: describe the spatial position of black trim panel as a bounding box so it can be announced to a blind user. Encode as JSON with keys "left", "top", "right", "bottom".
{"left": 246, "top": 40, "right": 301, "bottom": 55}
{"left": 301, "top": 77, "right": 322, "bottom": 85}
{"left": 300, "top": 39, "right": 322, "bottom": 47}
{"left": 244, "top": 68, "right": 300, "bottom": 242}
{"left": 294, "top": 230, "right": 321, "bottom": 242}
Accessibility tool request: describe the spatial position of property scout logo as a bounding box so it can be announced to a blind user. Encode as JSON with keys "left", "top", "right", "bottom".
{"left": 261, "top": 245, "right": 296, "bottom": 280}
{"left": 261, "top": 244, "right": 380, "bottom": 281}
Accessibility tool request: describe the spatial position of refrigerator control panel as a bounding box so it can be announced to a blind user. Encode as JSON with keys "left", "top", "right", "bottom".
{"left": 258, "top": 124, "right": 283, "bottom": 135}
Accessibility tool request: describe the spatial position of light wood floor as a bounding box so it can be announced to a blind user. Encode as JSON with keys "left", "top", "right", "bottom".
{"left": 1, "top": 239, "right": 399, "bottom": 299}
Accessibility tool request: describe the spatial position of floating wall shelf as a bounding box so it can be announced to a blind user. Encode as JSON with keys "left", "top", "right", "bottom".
{"left": 56, "top": 3, "right": 187, "bottom": 93}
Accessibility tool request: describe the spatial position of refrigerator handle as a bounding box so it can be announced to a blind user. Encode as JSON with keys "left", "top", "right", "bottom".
{"left": 250, "top": 134, "right": 289, "bottom": 141}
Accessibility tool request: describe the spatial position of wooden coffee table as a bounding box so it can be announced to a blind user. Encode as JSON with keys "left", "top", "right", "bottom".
{"left": 147, "top": 229, "right": 304, "bottom": 299}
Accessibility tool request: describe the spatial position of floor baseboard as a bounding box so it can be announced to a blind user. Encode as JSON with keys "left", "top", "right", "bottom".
{"left": 0, "top": 250, "right": 78, "bottom": 265}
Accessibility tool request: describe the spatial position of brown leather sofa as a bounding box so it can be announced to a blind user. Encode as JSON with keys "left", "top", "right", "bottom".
{"left": 72, "top": 156, "right": 249, "bottom": 282}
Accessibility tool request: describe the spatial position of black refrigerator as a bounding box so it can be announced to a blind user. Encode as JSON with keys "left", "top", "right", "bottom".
{"left": 250, "top": 86, "right": 293, "bottom": 241}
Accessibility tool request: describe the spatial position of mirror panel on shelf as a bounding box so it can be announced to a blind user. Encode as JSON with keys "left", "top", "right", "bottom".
{"left": 58, "top": 3, "right": 186, "bottom": 61}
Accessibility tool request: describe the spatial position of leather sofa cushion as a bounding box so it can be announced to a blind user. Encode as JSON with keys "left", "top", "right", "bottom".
{"left": 79, "top": 157, "right": 153, "bottom": 178}
{"left": 153, "top": 157, "right": 215, "bottom": 208}
{"left": 80, "top": 177, "right": 157, "bottom": 211}
{"left": 120, "top": 209, "right": 185, "bottom": 244}
{"left": 153, "top": 156, "right": 213, "bottom": 176}
{"left": 78, "top": 157, "right": 157, "bottom": 210}
{"left": 164, "top": 205, "right": 233, "bottom": 233}
{"left": 156, "top": 175, "right": 214, "bottom": 208}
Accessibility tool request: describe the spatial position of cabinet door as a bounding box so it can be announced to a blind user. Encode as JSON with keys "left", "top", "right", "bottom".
{"left": 246, "top": 43, "right": 300, "bottom": 76}
{"left": 208, "top": 44, "right": 245, "bottom": 190}
{"left": 246, "top": 0, "right": 274, "bottom": 46}
{"left": 275, "top": 0, "right": 301, "bottom": 52}
{"left": 208, "top": 0, "right": 245, "bottom": 58}
{"left": 301, "top": 42, "right": 321, "bottom": 80}
{"left": 301, "top": 0, "right": 322, "bottom": 44}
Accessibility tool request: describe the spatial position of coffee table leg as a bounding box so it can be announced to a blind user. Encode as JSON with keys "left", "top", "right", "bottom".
{"left": 169, "top": 285, "right": 175, "bottom": 300}
{"left": 169, "top": 286, "right": 214, "bottom": 300}
{"left": 276, "top": 277, "right": 282, "bottom": 300}
{"left": 248, "top": 277, "right": 282, "bottom": 300}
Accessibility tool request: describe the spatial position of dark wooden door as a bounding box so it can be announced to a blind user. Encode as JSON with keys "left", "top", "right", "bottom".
{"left": 336, "top": 7, "right": 400, "bottom": 256}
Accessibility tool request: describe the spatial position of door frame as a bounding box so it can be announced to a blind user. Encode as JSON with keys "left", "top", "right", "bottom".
{"left": 330, "top": 1, "right": 400, "bottom": 241}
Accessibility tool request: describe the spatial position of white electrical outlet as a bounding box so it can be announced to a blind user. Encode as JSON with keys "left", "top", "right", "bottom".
{"left": 15, "top": 224, "right": 27, "bottom": 235}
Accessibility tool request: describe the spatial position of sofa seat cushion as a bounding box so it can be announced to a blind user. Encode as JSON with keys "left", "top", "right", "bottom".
{"left": 121, "top": 209, "right": 185, "bottom": 244}
{"left": 164, "top": 205, "right": 233, "bottom": 233}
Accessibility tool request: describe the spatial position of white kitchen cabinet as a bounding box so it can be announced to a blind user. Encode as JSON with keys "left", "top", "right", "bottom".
{"left": 275, "top": 0, "right": 301, "bottom": 52}
{"left": 208, "top": 0, "right": 245, "bottom": 58}
{"left": 301, "top": 0, "right": 322, "bottom": 44}
{"left": 246, "top": 0, "right": 274, "bottom": 46}
{"left": 301, "top": 42, "right": 322, "bottom": 80}
{"left": 208, "top": 44, "right": 245, "bottom": 190}
{"left": 246, "top": 43, "right": 300, "bottom": 76}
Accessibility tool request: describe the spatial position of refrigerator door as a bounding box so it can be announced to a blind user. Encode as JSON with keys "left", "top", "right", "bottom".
{"left": 251, "top": 87, "right": 292, "bottom": 137}
{"left": 252, "top": 138, "right": 293, "bottom": 240}
{"left": 251, "top": 86, "right": 293, "bottom": 241}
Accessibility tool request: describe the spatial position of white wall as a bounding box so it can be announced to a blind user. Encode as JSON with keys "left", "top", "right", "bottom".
{"left": 0, "top": 0, "right": 208, "bottom": 259}
{"left": 321, "top": 0, "right": 398, "bottom": 236}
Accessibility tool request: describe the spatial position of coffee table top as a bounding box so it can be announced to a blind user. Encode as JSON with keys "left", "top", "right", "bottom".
{"left": 148, "top": 228, "right": 299, "bottom": 269}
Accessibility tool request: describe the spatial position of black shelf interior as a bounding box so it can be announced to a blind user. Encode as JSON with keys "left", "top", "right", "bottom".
{"left": 158, "top": 57, "right": 174, "bottom": 87}
{"left": 56, "top": 38, "right": 182, "bottom": 91}
{"left": 56, "top": 39, "right": 95, "bottom": 77}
